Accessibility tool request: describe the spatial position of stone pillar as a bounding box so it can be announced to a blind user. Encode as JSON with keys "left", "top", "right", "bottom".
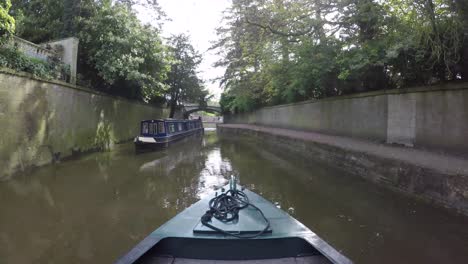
{"left": 386, "top": 94, "right": 416, "bottom": 147}
{"left": 41, "top": 37, "right": 79, "bottom": 84}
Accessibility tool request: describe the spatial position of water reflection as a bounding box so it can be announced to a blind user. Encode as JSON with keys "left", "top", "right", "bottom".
{"left": 197, "top": 147, "right": 231, "bottom": 199}
{"left": 0, "top": 132, "right": 467, "bottom": 264}
{"left": 138, "top": 136, "right": 203, "bottom": 175}
{"left": 0, "top": 134, "right": 213, "bottom": 263}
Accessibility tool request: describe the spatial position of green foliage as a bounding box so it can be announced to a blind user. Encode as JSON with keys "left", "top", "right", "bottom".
{"left": 215, "top": 0, "right": 466, "bottom": 114}
{"left": 382, "top": 0, "right": 464, "bottom": 86}
{"left": 78, "top": 3, "right": 168, "bottom": 100}
{"left": 0, "top": 0, "right": 15, "bottom": 44}
{"left": 10, "top": 0, "right": 172, "bottom": 103}
{"left": 165, "top": 34, "right": 207, "bottom": 117}
{"left": 10, "top": 0, "right": 64, "bottom": 43}
{"left": 0, "top": 46, "right": 67, "bottom": 79}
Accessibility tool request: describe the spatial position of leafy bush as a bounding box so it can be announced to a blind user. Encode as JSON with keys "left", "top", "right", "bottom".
{"left": 0, "top": 0, "right": 15, "bottom": 45}
{"left": 0, "top": 46, "right": 69, "bottom": 80}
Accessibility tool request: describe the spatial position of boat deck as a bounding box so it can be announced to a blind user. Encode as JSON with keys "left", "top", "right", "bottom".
{"left": 141, "top": 256, "right": 330, "bottom": 264}
{"left": 117, "top": 185, "right": 352, "bottom": 264}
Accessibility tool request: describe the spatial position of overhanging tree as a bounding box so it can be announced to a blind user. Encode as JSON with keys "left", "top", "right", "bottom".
{"left": 165, "top": 34, "right": 207, "bottom": 118}
{"left": 78, "top": 2, "right": 168, "bottom": 100}
{"left": 214, "top": 0, "right": 466, "bottom": 114}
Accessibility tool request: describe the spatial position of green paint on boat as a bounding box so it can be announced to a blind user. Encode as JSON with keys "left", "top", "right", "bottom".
{"left": 115, "top": 183, "right": 352, "bottom": 264}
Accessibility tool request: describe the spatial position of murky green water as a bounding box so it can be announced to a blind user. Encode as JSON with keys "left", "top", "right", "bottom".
{"left": 1, "top": 131, "right": 468, "bottom": 263}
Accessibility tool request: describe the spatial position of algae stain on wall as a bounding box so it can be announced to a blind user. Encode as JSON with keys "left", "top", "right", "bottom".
{"left": 2, "top": 80, "right": 55, "bottom": 178}
{"left": 0, "top": 71, "right": 165, "bottom": 180}
{"left": 94, "top": 110, "right": 114, "bottom": 151}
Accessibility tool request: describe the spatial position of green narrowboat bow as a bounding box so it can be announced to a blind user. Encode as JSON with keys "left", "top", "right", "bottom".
{"left": 115, "top": 177, "right": 352, "bottom": 264}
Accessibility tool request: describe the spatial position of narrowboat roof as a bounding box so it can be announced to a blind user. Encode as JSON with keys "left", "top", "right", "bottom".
{"left": 115, "top": 184, "right": 352, "bottom": 264}
{"left": 140, "top": 119, "right": 199, "bottom": 122}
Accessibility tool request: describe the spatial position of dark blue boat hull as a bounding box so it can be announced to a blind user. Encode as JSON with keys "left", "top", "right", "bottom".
{"left": 134, "top": 128, "right": 203, "bottom": 153}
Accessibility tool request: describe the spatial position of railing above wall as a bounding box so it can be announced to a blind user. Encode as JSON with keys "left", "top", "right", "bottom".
{"left": 5, "top": 36, "right": 79, "bottom": 84}
{"left": 10, "top": 36, "right": 59, "bottom": 62}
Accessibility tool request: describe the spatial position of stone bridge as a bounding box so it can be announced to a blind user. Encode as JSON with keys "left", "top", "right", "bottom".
{"left": 181, "top": 103, "right": 222, "bottom": 118}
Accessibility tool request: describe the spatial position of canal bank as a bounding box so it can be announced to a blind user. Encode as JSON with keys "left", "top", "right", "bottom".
{"left": 217, "top": 124, "right": 468, "bottom": 216}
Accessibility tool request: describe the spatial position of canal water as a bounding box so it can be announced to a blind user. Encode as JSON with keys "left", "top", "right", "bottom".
{"left": 1, "top": 131, "right": 468, "bottom": 263}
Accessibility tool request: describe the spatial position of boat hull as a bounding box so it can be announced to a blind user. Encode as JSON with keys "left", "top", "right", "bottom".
{"left": 134, "top": 128, "right": 203, "bottom": 153}
{"left": 115, "top": 185, "right": 352, "bottom": 264}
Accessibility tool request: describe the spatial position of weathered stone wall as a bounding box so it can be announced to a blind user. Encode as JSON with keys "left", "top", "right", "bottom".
{"left": 0, "top": 69, "right": 166, "bottom": 180}
{"left": 225, "top": 83, "right": 468, "bottom": 155}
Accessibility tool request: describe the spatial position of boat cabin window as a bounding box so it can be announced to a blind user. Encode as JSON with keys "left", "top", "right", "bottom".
{"left": 178, "top": 123, "right": 182, "bottom": 131}
{"left": 169, "top": 123, "right": 175, "bottom": 133}
{"left": 149, "top": 123, "right": 156, "bottom": 134}
{"left": 158, "top": 122, "right": 165, "bottom": 134}
{"left": 142, "top": 122, "right": 149, "bottom": 134}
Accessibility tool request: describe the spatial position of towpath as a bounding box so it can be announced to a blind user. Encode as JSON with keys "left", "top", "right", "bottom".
{"left": 218, "top": 124, "right": 468, "bottom": 176}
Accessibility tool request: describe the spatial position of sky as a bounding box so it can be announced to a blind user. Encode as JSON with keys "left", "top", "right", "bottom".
{"left": 137, "top": 0, "right": 231, "bottom": 101}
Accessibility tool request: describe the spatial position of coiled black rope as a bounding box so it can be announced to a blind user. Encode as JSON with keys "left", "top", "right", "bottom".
{"left": 200, "top": 189, "right": 270, "bottom": 238}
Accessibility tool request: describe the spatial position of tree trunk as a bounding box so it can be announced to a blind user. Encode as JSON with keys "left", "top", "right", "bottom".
{"left": 456, "top": 0, "right": 468, "bottom": 79}
{"left": 462, "top": 41, "right": 468, "bottom": 80}
{"left": 169, "top": 102, "right": 176, "bottom": 118}
{"left": 461, "top": 6, "right": 468, "bottom": 81}
{"left": 169, "top": 92, "right": 179, "bottom": 118}
{"left": 169, "top": 98, "right": 177, "bottom": 118}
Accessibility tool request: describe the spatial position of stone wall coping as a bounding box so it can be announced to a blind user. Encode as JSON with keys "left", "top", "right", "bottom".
{"left": 0, "top": 67, "right": 162, "bottom": 109}
{"left": 259, "top": 82, "right": 468, "bottom": 110}
{"left": 41, "top": 37, "right": 80, "bottom": 45}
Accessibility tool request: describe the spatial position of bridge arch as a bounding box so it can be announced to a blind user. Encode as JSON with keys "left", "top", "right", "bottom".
{"left": 183, "top": 106, "right": 222, "bottom": 119}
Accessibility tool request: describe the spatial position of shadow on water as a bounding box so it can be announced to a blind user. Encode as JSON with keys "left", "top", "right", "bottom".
{"left": 0, "top": 131, "right": 467, "bottom": 263}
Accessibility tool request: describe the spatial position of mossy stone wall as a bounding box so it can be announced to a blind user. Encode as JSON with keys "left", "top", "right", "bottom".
{"left": 0, "top": 69, "right": 166, "bottom": 179}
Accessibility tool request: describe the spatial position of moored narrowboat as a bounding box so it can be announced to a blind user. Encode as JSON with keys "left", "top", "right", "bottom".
{"left": 134, "top": 118, "right": 203, "bottom": 152}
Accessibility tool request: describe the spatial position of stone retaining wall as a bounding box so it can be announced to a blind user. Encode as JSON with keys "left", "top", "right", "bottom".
{"left": 0, "top": 69, "right": 166, "bottom": 180}
{"left": 225, "top": 83, "right": 468, "bottom": 156}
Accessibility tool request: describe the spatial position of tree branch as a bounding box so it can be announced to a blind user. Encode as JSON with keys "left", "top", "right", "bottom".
{"left": 244, "top": 17, "right": 315, "bottom": 37}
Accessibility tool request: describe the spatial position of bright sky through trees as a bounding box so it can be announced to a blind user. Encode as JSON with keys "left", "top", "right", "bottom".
{"left": 137, "top": 0, "right": 230, "bottom": 100}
